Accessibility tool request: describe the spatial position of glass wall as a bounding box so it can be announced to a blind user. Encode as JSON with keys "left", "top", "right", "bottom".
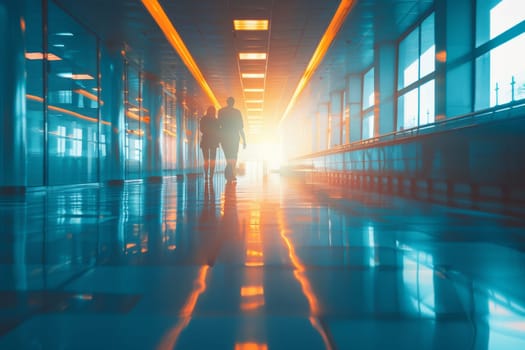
{"left": 125, "top": 63, "right": 144, "bottom": 179}
{"left": 47, "top": 1, "right": 99, "bottom": 185}
{"left": 397, "top": 13, "right": 435, "bottom": 131}
{"left": 24, "top": 0, "right": 45, "bottom": 186}
{"left": 330, "top": 91, "right": 343, "bottom": 147}
{"left": 362, "top": 67, "right": 375, "bottom": 139}
{"left": 163, "top": 90, "right": 177, "bottom": 171}
{"left": 475, "top": 0, "right": 525, "bottom": 110}
{"left": 99, "top": 45, "right": 124, "bottom": 182}
{"left": 319, "top": 104, "right": 329, "bottom": 151}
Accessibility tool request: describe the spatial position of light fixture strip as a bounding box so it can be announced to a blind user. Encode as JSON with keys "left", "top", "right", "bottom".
{"left": 234, "top": 19, "right": 269, "bottom": 31}
{"left": 242, "top": 73, "right": 265, "bottom": 79}
{"left": 279, "top": 0, "right": 356, "bottom": 126}
{"left": 239, "top": 53, "right": 267, "bottom": 60}
{"left": 141, "top": 0, "right": 221, "bottom": 109}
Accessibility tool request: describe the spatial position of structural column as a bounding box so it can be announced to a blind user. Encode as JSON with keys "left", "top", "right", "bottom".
{"left": 101, "top": 47, "right": 125, "bottom": 184}
{"left": 0, "top": 0, "right": 27, "bottom": 192}
{"left": 437, "top": 0, "right": 475, "bottom": 118}
{"left": 143, "top": 76, "right": 163, "bottom": 179}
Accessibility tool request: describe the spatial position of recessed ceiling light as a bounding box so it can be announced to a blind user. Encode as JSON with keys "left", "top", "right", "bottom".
{"left": 244, "top": 88, "right": 264, "bottom": 92}
{"left": 58, "top": 73, "right": 94, "bottom": 80}
{"left": 242, "top": 73, "right": 265, "bottom": 79}
{"left": 245, "top": 100, "right": 264, "bottom": 103}
{"left": 233, "top": 19, "right": 269, "bottom": 31}
{"left": 25, "top": 52, "right": 62, "bottom": 61}
{"left": 239, "top": 53, "right": 267, "bottom": 60}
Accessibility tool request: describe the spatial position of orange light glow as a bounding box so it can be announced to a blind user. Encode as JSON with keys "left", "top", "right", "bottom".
{"left": 126, "top": 111, "right": 150, "bottom": 123}
{"left": 240, "top": 299, "right": 265, "bottom": 311}
{"left": 141, "top": 0, "right": 221, "bottom": 109}
{"left": 245, "top": 261, "right": 264, "bottom": 267}
{"left": 25, "top": 52, "right": 62, "bottom": 61}
{"left": 126, "top": 243, "right": 137, "bottom": 249}
{"left": 244, "top": 88, "right": 264, "bottom": 92}
{"left": 74, "top": 89, "right": 103, "bottom": 105}
{"left": 280, "top": 0, "right": 356, "bottom": 126}
{"left": 436, "top": 50, "right": 447, "bottom": 62}
{"left": 163, "top": 129, "right": 176, "bottom": 137}
{"left": 157, "top": 266, "right": 209, "bottom": 350}
{"left": 277, "top": 212, "right": 333, "bottom": 349}
{"left": 245, "top": 100, "right": 264, "bottom": 103}
{"left": 127, "top": 129, "right": 145, "bottom": 137}
{"left": 239, "top": 53, "right": 267, "bottom": 60}
{"left": 26, "top": 94, "right": 111, "bottom": 126}
{"left": 71, "top": 74, "right": 94, "bottom": 80}
{"left": 233, "top": 19, "right": 269, "bottom": 31}
{"left": 234, "top": 343, "right": 268, "bottom": 350}
{"left": 246, "top": 249, "right": 263, "bottom": 257}
{"left": 240, "top": 286, "right": 264, "bottom": 297}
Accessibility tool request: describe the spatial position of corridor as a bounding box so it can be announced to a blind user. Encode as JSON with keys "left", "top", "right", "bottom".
{"left": 1, "top": 169, "right": 524, "bottom": 349}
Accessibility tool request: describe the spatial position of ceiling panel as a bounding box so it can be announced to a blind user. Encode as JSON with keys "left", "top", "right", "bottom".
{"left": 54, "top": 0, "right": 434, "bottom": 141}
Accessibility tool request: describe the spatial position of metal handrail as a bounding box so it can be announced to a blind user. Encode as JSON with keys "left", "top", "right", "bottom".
{"left": 292, "top": 99, "right": 525, "bottom": 161}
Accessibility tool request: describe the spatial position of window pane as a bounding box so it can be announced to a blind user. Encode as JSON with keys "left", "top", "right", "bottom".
{"left": 477, "top": 0, "right": 525, "bottom": 46}
{"left": 490, "top": 32, "right": 525, "bottom": 105}
{"left": 362, "top": 112, "right": 374, "bottom": 139}
{"left": 419, "top": 80, "right": 435, "bottom": 125}
{"left": 420, "top": 14, "right": 435, "bottom": 78}
{"left": 490, "top": 0, "right": 525, "bottom": 38}
{"left": 330, "top": 91, "right": 342, "bottom": 147}
{"left": 397, "top": 89, "right": 419, "bottom": 130}
{"left": 476, "top": 32, "right": 525, "bottom": 109}
{"left": 398, "top": 30, "right": 419, "bottom": 89}
{"left": 363, "top": 68, "right": 375, "bottom": 109}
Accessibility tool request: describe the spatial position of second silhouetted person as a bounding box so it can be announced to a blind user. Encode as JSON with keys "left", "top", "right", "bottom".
{"left": 218, "top": 97, "right": 246, "bottom": 182}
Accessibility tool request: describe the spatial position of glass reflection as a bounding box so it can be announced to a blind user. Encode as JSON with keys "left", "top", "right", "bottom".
{"left": 47, "top": 1, "right": 99, "bottom": 185}
{"left": 240, "top": 203, "right": 265, "bottom": 313}
{"left": 400, "top": 245, "right": 436, "bottom": 318}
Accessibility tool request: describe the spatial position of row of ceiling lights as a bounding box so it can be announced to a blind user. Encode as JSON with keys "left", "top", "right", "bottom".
{"left": 142, "top": 0, "right": 355, "bottom": 134}
{"left": 234, "top": 19, "right": 270, "bottom": 135}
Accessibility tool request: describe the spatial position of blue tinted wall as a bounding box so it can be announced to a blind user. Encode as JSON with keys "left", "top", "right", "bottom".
{"left": 0, "top": 0, "right": 201, "bottom": 191}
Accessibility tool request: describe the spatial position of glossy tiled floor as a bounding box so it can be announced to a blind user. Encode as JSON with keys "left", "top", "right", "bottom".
{"left": 1, "top": 167, "right": 525, "bottom": 349}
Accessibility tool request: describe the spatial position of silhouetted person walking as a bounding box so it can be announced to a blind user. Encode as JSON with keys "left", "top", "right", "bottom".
{"left": 200, "top": 106, "right": 220, "bottom": 180}
{"left": 218, "top": 97, "right": 246, "bottom": 182}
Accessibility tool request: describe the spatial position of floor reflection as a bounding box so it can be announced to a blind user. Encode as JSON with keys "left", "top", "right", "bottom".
{"left": 0, "top": 172, "right": 524, "bottom": 349}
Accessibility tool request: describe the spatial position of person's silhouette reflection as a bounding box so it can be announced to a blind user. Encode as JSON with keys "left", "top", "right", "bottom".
{"left": 202, "top": 180, "right": 216, "bottom": 220}
{"left": 221, "top": 182, "right": 241, "bottom": 238}
{"left": 198, "top": 180, "right": 220, "bottom": 266}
